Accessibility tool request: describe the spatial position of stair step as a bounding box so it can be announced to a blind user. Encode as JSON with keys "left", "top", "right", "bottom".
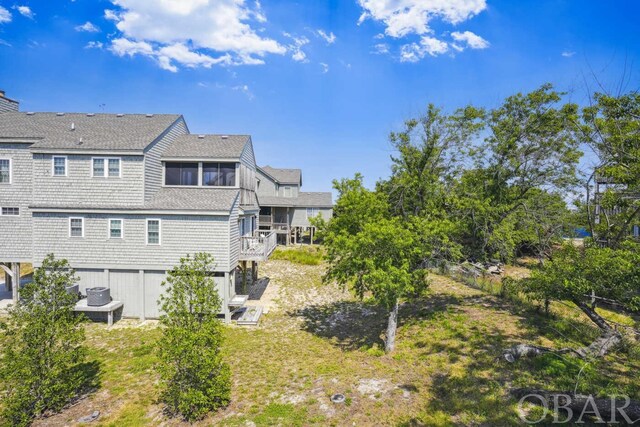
{"left": 236, "top": 305, "right": 263, "bottom": 326}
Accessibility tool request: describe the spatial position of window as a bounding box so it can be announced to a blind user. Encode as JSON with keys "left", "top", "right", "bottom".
{"left": 53, "top": 156, "right": 67, "bottom": 176}
{"left": 165, "top": 162, "right": 198, "bottom": 186}
{"left": 69, "top": 217, "right": 84, "bottom": 237}
{"left": 1, "top": 207, "right": 19, "bottom": 216}
{"left": 0, "top": 159, "right": 10, "bottom": 183}
{"left": 284, "top": 186, "right": 292, "bottom": 197}
{"left": 203, "top": 162, "right": 235, "bottom": 186}
{"left": 147, "top": 219, "right": 160, "bottom": 244}
{"left": 108, "top": 158, "right": 120, "bottom": 177}
{"left": 109, "top": 219, "right": 123, "bottom": 239}
{"left": 92, "top": 158, "right": 104, "bottom": 176}
{"left": 93, "top": 157, "right": 120, "bottom": 177}
{"left": 306, "top": 208, "right": 319, "bottom": 219}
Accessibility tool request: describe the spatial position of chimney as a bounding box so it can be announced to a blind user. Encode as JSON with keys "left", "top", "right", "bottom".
{"left": 0, "top": 90, "right": 19, "bottom": 112}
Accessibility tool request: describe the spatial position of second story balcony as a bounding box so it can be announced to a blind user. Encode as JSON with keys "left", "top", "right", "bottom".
{"left": 239, "top": 230, "right": 277, "bottom": 262}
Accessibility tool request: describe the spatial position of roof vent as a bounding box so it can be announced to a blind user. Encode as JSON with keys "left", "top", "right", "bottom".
{"left": 116, "top": 113, "right": 124, "bottom": 117}
{"left": 70, "top": 122, "right": 75, "bottom": 131}
{"left": 221, "top": 135, "right": 229, "bottom": 139}
{"left": 198, "top": 134, "right": 205, "bottom": 139}
{"left": 86, "top": 113, "right": 95, "bottom": 117}
{"left": 78, "top": 138, "right": 83, "bottom": 145}
{"left": 26, "top": 112, "right": 35, "bottom": 115}
{"left": 145, "top": 113, "right": 154, "bottom": 118}
{"left": 56, "top": 112, "right": 65, "bottom": 116}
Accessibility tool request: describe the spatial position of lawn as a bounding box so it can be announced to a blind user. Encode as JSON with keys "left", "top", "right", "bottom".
{"left": 5, "top": 251, "right": 639, "bottom": 426}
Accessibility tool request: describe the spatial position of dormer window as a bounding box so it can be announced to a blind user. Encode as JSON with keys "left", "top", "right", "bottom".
{"left": 203, "top": 162, "right": 235, "bottom": 186}
{"left": 165, "top": 162, "right": 198, "bottom": 186}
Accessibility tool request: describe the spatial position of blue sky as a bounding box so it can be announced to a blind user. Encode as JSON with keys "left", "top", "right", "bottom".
{"left": 0, "top": 0, "right": 638, "bottom": 192}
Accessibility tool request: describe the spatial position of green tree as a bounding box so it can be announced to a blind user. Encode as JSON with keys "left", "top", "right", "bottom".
{"left": 504, "top": 242, "right": 640, "bottom": 361}
{"left": 157, "top": 253, "right": 230, "bottom": 421}
{"left": 322, "top": 176, "right": 440, "bottom": 352}
{"left": 455, "top": 84, "right": 581, "bottom": 261}
{"left": 582, "top": 91, "right": 640, "bottom": 246}
{"left": 0, "top": 254, "right": 88, "bottom": 427}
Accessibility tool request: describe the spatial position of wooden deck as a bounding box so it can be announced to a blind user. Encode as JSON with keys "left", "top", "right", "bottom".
{"left": 239, "top": 230, "right": 277, "bottom": 261}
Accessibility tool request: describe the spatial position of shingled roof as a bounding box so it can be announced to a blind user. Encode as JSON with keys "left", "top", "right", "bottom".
{"left": 162, "top": 134, "right": 249, "bottom": 159}
{"left": 258, "top": 192, "right": 332, "bottom": 208}
{"left": 259, "top": 166, "right": 302, "bottom": 185}
{"left": 144, "top": 187, "right": 239, "bottom": 212}
{"left": 0, "top": 112, "right": 182, "bottom": 151}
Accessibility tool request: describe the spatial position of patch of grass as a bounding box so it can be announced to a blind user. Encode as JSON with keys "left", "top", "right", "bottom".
{"left": 270, "top": 246, "right": 324, "bottom": 265}
{"left": 14, "top": 258, "right": 639, "bottom": 427}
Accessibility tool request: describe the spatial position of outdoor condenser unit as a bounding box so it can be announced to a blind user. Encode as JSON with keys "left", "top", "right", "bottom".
{"left": 86, "top": 287, "right": 111, "bottom": 306}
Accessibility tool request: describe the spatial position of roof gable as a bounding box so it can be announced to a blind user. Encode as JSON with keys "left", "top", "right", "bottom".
{"left": 0, "top": 112, "right": 182, "bottom": 152}
{"left": 162, "top": 134, "right": 250, "bottom": 159}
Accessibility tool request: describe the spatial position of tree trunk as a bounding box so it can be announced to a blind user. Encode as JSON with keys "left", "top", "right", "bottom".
{"left": 502, "top": 299, "right": 622, "bottom": 362}
{"left": 385, "top": 299, "right": 399, "bottom": 353}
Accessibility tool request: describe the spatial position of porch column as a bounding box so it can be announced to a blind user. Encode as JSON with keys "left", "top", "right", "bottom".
{"left": 12, "top": 262, "right": 20, "bottom": 302}
{"left": 224, "top": 272, "right": 231, "bottom": 323}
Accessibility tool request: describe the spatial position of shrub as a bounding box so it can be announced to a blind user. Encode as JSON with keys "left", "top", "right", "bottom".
{"left": 157, "top": 253, "right": 231, "bottom": 421}
{"left": 270, "top": 246, "right": 324, "bottom": 265}
{"left": 0, "top": 254, "right": 89, "bottom": 427}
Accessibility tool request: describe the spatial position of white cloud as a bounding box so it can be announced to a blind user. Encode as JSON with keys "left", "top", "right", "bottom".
{"left": 110, "top": 38, "right": 154, "bottom": 57}
{"left": 15, "top": 5, "right": 34, "bottom": 19}
{"left": 561, "top": 50, "right": 575, "bottom": 58}
{"left": 357, "top": 0, "right": 488, "bottom": 62}
{"left": 451, "top": 31, "right": 489, "bottom": 49}
{"left": 400, "top": 36, "right": 449, "bottom": 62}
{"left": 232, "top": 84, "right": 254, "bottom": 100}
{"left": 283, "top": 32, "right": 309, "bottom": 62}
{"left": 317, "top": 29, "right": 336, "bottom": 45}
{"left": 110, "top": 37, "right": 232, "bottom": 72}
{"left": 320, "top": 62, "right": 329, "bottom": 73}
{"left": 372, "top": 43, "right": 389, "bottom": 54}
{"left": 85, "top": 41, "right": 104, "bottom": 49}
{"left": 0, "top": 6, "right": 12, "bottom": 23}
{"left": 75, "top": 21, "right": 100, "bottom": 33}
{"left": 105, "top": 0, "right": 286, "bottom": 71}
{"left": 0, "top": 39, "right": 11, "bottom": 47}
{"left": 357, "top": 0, "right": 487, "bottom": 38}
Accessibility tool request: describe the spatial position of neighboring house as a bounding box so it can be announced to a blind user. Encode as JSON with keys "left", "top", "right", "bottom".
{"left": 593, "top": 173, "right": 640, "bottom": 241}
{"left": 0, "top": 91, "right": 278, "bottom": 322}
{"left": 256, "top": 166, "right": 333, "bottom": 245}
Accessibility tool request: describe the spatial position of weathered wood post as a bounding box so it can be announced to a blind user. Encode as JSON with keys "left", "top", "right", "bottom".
{"left": 12, "top": 262, "right": 20, "bottom": 302}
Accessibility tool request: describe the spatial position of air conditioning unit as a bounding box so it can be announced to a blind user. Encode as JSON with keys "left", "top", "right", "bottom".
{"left": 86, "top": 287, "right": 111, "bottom": 306}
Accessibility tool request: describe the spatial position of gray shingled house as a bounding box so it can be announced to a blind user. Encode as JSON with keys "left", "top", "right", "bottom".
{"left": 256, "top": 166, "right": 333, "bottom": 245}
{"left": 0, "top": 92, "right": 283, "bottom": 322}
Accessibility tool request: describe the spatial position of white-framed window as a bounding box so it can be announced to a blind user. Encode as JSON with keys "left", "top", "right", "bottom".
{"left": 1, "top": 207, "right": 19, "bottom": 216}
{"left": 52, "top": 156, "right": 67, "bottom": 176}
{"left": 306, "top": 208, "right": 319, "bottom": 218}
{"left": 0, "top": 158, "right": 11, "bottom": 184}
{"left": 109, "top": 219, "right": 123, "bottom": 239}
{"left": 146, "top": 219, "right": 161, "bottom": 245}
{"left": 92, "top": 157, "right": 121, "bottom": 177}
{"left": 69, "top": 217, "right": 84, "bottom": 238}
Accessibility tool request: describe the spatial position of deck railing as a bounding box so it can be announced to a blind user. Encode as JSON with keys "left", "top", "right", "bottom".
{"left": 239, "top": 230, "right": 277, "bottom": 260}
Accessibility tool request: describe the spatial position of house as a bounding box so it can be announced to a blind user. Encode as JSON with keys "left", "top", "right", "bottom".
{"left": 593, "top": 173, "right": 640, "bottom": 242}
{"left": 0, "top": 91, "right": 281, "bottom": 322}
{"left": 256, "top": 166, "right": 333, "bottom": 245}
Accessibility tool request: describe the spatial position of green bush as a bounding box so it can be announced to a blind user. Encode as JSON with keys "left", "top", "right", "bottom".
{"left": 157, "top": 253, "right": 231, "bottom": 422}
{"left": 0, "top": 254, "right": 91, "bottom": 427}
{"left": 270, "top": 246, "right": 324, "bottom": 265}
